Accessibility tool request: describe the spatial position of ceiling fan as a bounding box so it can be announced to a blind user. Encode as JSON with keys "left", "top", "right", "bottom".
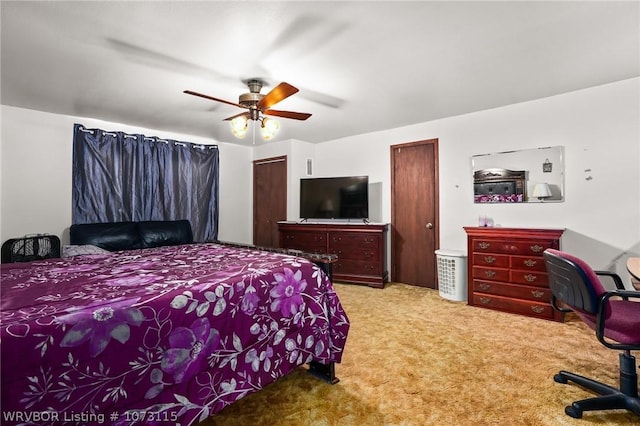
{"left": 184, "top": 79, "right": 312, "bottom": 122}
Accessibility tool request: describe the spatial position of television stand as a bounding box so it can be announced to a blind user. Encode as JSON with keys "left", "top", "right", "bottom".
{"left": 278, "top": 221, "right": 388, "bottom": 288}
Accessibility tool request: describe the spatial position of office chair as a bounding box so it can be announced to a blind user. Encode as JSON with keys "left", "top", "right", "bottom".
{"left": 543, "top": 248, "right": 640, "bottom": 419}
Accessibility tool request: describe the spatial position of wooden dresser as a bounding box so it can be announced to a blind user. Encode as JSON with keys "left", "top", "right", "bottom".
{"left": 278, "top": 222, "right": 388, "bottom": 288}
{"left": 463, "top": 227, "right": 565, "bottom": 322}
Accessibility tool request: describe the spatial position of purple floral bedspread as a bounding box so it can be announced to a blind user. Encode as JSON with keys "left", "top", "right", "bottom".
{"left": 0, "top": 243, "right": 349, "bottom": 425}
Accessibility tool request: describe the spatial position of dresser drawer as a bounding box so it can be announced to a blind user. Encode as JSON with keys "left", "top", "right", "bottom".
{"left": 328, "top": 232, "right": 380, "bottom": 260}
{"left": 510, "top": 255, "right": 547, "bottom": 271}
{"left": 330, "top": 247, "right": 377, "bottom": 260}
{"left": 473, "top": 239, "right": 510, "bottom": 253}
{"left": 472, "top": 293, "right": 555, "bottom": 320}
{"left": 334, "top": 259, "right": 380, "bottom": 275}
{"left": 506, "top": 241, "right": 555, "bottom": 255}
{"left": 473, "top": 280, "right": 551, "bottom": 302}
{"left": 472, "top": 253, "right": 509, "bottom": 268}
{"left": 510, "top": 270, "right": 549, "bottom": 286}
{"left": 329, "top": 232, "right": 379, "bottom": 249}
{"left": 473, "top": 239, "right": 556, "bottom": 255}
{"left": 281, "top": 232, "right": 327, "bottom": 254}
{"left": 472, "top": 266, "right": 510, "bottom": 282}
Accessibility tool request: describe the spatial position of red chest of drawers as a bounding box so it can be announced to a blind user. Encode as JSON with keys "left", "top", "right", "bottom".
{"left": 464, "top": 227, "right": 565, "bottom": 322}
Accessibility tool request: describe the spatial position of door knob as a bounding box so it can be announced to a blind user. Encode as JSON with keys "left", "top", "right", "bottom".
{"left": 426, "top": 223, "right": 433, "bottom": 229}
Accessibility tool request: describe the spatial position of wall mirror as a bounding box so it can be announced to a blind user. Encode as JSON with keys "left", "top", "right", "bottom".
{"left": 471, "top": 146, "right": 564, "bottom": 203}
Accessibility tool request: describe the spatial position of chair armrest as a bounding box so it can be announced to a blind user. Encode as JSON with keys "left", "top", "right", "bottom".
{"left": 594, "top": 270, "right": 626, "bottom": 290}
{"left": 595, "top": 290, "right": 640, "bottom": 350}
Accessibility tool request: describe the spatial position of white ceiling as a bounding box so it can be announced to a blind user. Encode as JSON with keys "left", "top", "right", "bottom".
{"left": 1, "top": 1, "right": 638, "bottom": 144}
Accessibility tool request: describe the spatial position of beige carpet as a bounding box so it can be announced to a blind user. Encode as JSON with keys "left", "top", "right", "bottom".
{"left": 202, "top": 282, "right": 640, "bottom": 425}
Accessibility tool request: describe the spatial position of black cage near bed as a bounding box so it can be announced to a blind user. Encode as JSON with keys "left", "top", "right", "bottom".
{"left": 1, "top": 235, "right": 61, "bottom": 263}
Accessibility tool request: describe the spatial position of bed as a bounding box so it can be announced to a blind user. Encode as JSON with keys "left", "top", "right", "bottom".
{"left": 473, "top": 168, "right": 526, "bottom": 203}
{"left": 0, "top": 226, "right": 349, "bottom": 425}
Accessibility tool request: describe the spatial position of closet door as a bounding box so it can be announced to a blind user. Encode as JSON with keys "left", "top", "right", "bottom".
{"left": 390, "top": 139, "right": 439, "bottom": 288}
{"left": 253, "top": 156, "right": 287, "bottom": 248}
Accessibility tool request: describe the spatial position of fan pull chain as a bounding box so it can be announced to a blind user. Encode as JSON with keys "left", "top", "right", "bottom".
{"left": 252, "top": 120, "right": 256, "bottom": 145}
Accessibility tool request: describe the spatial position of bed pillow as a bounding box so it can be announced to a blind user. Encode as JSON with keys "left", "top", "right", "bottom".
{"left": 62, "top": 245, "right": 113, "bottom": 258}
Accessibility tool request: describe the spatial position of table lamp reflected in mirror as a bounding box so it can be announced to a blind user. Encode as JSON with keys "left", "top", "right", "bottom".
{"left": 532, "top": 183, "right": 552, "bottom": 202}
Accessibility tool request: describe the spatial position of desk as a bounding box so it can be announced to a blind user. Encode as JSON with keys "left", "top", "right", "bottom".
{"left": 627, "top": 257, "right": 640, "bottom": 290}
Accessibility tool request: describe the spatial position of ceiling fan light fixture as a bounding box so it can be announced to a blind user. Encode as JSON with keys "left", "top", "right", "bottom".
{"left": 184, "top": 81, "right": 309, "bottom": 142}
{"left": 230, "top": 115, "right": 248, "bottom": 139}
{"left": 260, "top": 117, "right": 280, "bottom": 140}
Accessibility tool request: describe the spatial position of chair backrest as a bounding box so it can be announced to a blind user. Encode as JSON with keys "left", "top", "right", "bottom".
{"left": 543, "top": 249, "right": 607, "bottom": 316}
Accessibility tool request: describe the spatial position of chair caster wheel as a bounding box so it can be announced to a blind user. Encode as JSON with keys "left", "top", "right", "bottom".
{"left": 554, "top": 373, "right": 568, "bottom": 384}
{"left": 565, "top": 404, "right": 583, "bottom": 419}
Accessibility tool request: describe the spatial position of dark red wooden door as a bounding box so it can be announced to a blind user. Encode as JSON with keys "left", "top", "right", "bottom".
{"left": 390, "top": 139, "right": 439, "bottom": 288}
{"left": 253, "top": 156, "right": 287, "bottom": 248}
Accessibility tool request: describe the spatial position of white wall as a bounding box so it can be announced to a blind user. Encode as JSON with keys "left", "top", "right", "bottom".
{"left": 313, "top": 78, "right": 640, "bottom": 283}
{"left": 2, "top": 78, "right": 638, "bottom": 285}
{"left": 0, "top": 106, "right": 253, "bottom": 245}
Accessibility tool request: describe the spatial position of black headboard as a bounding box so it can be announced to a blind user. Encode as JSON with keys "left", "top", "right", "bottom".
{"left": 69, "top": 220, "right": 193, "bottom": 251}
{"left": 473, "top": 168, "right": 526, "bottom": 203}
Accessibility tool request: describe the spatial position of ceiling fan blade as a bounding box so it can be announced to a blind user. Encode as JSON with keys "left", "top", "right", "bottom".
{"left": 257, "top": 82, "right": 299, "bottom": 110}
{"left": 223, "top": 112, "right": 250, "bottom": 121}
{"left": 264, "top": 109, "right": 312, "bottom": 121}
{"left": 183, "top": 90, "right": 245, "bottom": 109}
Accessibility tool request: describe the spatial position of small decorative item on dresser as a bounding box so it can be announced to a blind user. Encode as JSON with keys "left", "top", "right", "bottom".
{"left": 463, "top": 226, "right": 565, "bottom": 322}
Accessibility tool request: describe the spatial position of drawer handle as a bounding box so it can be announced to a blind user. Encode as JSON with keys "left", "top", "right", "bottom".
{"left": 479, "top": 242, "right": 491, "bottom": 249}
{"left": 479, "top": 283, "right": 491, "bottom": 291}
{"left": 530, "top": 245, "right": 544, "bottom": 253}
{"left": 524, "top": 274, "right": 537, "bottom": 282}
{"left": 531, "top": 290, "right": 545, "bottom": 298}
{"left": 479, "top": 297, "right": 491, "bottom": 305}
{"left": 531, "top": 306, "right": 546, "bottom": 314}
{"left": 484, "top": 256, "right": 496, "bottom": 264}
{"left": 524, "top": 259, "right": 537, "bottom": 267}
{"left": 484, "top": 270, "right": 496, "bottom": 278}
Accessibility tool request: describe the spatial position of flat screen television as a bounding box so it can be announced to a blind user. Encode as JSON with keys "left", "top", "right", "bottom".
{"left": 300, "top": 176, "right": 369, "bottom": 220}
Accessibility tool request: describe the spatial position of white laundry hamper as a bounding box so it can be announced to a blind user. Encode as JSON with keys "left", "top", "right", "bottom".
{"left": 435, "top": 249, "right": 467, "bottom": 302}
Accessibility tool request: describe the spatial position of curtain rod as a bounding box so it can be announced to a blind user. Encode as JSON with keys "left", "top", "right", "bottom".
{"left": 77, "top": 125, "right": 218, "bottom": 149}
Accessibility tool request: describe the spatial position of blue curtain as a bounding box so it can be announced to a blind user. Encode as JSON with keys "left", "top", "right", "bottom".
{"left": 72, "top": 123, "right": 219, "bottom": 242}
